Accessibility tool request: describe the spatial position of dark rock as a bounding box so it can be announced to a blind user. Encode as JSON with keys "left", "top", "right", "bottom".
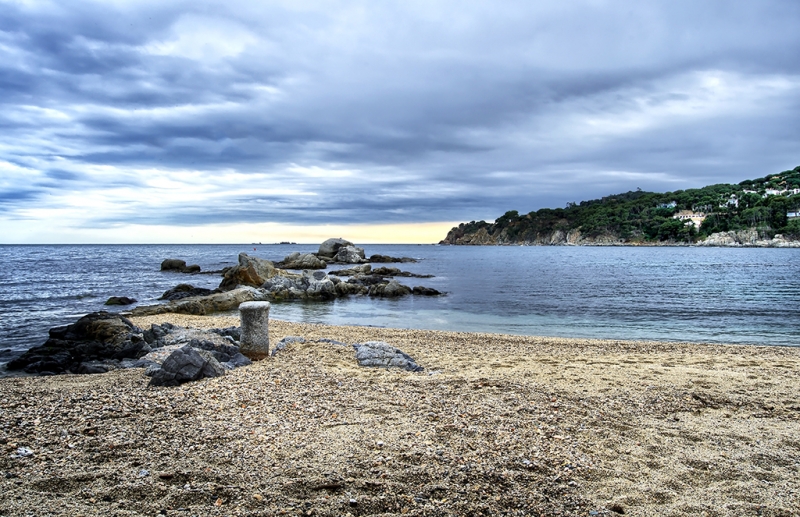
{"left": 261, "top": 270, "right": 337, "bottom": 300}
{"left": 370, "top": 267, "right": 433, "bottom": 278}
{"left": 148, "top": 345, "right": 226, "bottom": 387}
{"left": 159, "top": 284, "right": 214, "bottom": 301}
{"left": 369, "top": 254, "right": 417, "bottom": 263}
{"left": 412, "top": 286, "right": 442, "bottom": 296}
{"left": 104, "top": 296, "right": 137, "bottom": 306}
{"left": 353, "top": 341, "right": 423, "bottom": 372}
{"left": 209, "top": 326, "right": 241, "bottom": 343}
{"left": 225, "top": 353, "right": 252, "bottom": 369}
{"left": 160, "top": 259, "right": 201, "bottom": 274}
{"left": 318, "top": 238, "right": 354, "bottom": 258}
{"left": 368, "top": 280, "right": 412, "bottom": 297}
{"left": 6, "top": 312, "right": 147, "bottom": 375}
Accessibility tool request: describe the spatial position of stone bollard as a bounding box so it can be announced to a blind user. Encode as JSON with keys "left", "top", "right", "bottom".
{"left": 239, "top": 301, "right": 271, "bottom": 360}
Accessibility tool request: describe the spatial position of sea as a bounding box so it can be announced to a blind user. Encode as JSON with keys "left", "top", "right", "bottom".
{"left": 1, "top": 244, "right": 799, "bottom": 365}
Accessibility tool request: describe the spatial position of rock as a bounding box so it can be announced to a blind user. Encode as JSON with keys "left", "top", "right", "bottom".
{"left": 271, "top": 336, "right": 306, "bottom": 356}
{"left": 129, "top": 286, "right": 270, "bottom": 317}
{"left": 333, "top": 245, "right": 367, "bottom": 264}
{"left": 104, "top": 296, "right": 137, "bottom": 306}
{"left": 6, "top": 312, "right": 147, "bottom": 375}
{"left": 218, "top": 253, "right": 278, "bottom": 291}
{"left": 353, "top": 341, "right": 423, "bottom": 372}
{"left": 277, "top": 252, "right": 327, "bottom": 269}
{"left": 335, "top": 282, "right": 369, "bottom": 296}
{"left": 369, "top": 280, "right": 412, "bottom": 297}
{"left": 160, "top": 259, "right": 201, "bottom": 273}
{"left": 370, "top": 267, "right": 433, "bottom": 278}
{"left": 318, "top": 238, "right": 354, "bottom": 258}
{"left": 159, "top": 284, "right": 214, "bottom": 301}
{"left": 329, "top": 264, "right": 372, "bottom": 276}
{"left": 148, "top": 345, "right": 226, "bottom": 387}
{"left": 412, "top": 286, "right": 442, "bottom": 296}
{"left": 261, "top": 270, "right": 338, "bottom": 300}
{"left": 369, "top": 254, "right": 418, "bottom": 263}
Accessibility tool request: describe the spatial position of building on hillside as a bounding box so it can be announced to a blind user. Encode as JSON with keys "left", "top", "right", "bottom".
{"left": 720, "top": 195, "right": 738, "bottom": 208}
{"left": 788, "top": 211, "right": 800, "bottom": 219}
{"left": 673, "top": 210, "right": 707, "bottom": 227}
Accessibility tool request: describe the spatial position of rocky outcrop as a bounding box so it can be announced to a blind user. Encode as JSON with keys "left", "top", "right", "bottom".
{"left": 159, "top": 284, "right": 215, "bottom": 301}
{"left": 218, "top": 253, "right": 287, "bottom": 291}
{"left": 353, "top": 341, "right": 423, "bottom": 372}
{"left": 160, "top": 259, "right": 201, "bottom": 273}
{"left": 329, "top": 264, "right": 372, "bottom": 276}
{"left": 129, "top": 286, "right": 270, "bottom": 316}
{"left": 6, "top": 312, "right": 149, "bottom": 375}
{"left": 370, "top": 267, "right": 433, "bottom": 278}
{"left": 105, "top": 296, "right": 137, "bottom": 306}
{"left": 261, "top": 270, "right": 338, "bottom": 300}
{"left": 318, "top": 238, "right": 354, "bottom": 258}
{"left": 412, "top": 286, "right": 442, "bottom": 296}
{"left": 276, "top": 252, "right": 327, "bottom": 270}
{"left": 697, "top": 230, "right": 800, "bottom": 247}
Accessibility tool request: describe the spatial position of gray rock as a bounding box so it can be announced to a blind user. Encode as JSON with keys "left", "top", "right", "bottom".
{"left": 318, "top": 238, "right": 354, "bottom": 258}
{"left": 278, "top": 252, "right": 327, "bottom": 269}
{"left": 353, "top": 341, "right": 423, "bottom": 372}
{"left": 148, "top": 345, "right": 226, "bottom": 387}
{"left": 412, "top": 286, "right": 442, "bottom": 296}
{"left": 333, "top": 245, "right": 366, "bottom": 264}
{"left": 271, "top": 336, "right": 306, "bottom": 356}
{"left": 159, "top": 284, "right": 214, "bottom": 301}
{"left": 261, "top": 270, "right": 337, "bottom": 300}
{"left": 329, "top": 264, "right": 372, "bottom": 276}
{"left": 130, "top": 286, "right": 270, "bottom": 317}
{"left": 218, "top": 253, "right": 278, "bottom": 291}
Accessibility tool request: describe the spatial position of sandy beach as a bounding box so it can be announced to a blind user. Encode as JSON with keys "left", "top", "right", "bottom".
{"left": 1, "top": 314, "right": 798, "bottom": 516}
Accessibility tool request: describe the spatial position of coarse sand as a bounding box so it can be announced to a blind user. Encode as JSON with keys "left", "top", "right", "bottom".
{"left": 1, "top": 314, "right": 798, "bottom": 516}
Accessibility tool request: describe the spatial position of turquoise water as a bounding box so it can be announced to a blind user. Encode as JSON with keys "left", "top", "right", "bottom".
{"left": 0, "top": 244, "right": 798, "bottom": 363}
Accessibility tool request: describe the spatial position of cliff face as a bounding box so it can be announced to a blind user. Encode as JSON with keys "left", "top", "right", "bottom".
{"left": 440, "top": 224, "right": 800, "bottom": 247}
{"left": 439, "top": 223, "right": 624, "bottom": 246}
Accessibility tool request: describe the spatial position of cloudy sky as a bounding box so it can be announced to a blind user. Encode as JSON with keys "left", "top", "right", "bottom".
{"left": 1, "top": 0, "right": 799, "bottom": 243}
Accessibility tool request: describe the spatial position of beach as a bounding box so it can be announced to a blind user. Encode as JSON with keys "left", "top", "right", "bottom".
{"left": 1, "top": 315, "right": 798, "bottom": 516}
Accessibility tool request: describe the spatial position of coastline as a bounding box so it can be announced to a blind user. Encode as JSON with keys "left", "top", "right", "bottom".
{"left": 1, "top": 315, "right": 798, "bottom": 516}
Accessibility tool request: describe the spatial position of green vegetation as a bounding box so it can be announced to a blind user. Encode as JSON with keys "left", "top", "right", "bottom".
{"left": 450, "top": 165, "right": 800, "bottom": 244}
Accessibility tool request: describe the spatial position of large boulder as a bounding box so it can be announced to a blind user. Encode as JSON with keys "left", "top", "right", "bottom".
{"left": 6, "top": 312, "right": 148, "bottom": 375}
{"left": 159, "top": 283, "right": 215, "bottom": 301}
{"left": 105, "top": 296, "right": 137, "bottom": 306}
{"left": 278, "top": 252, "right": 327, "bottom": 269}
{"left": 160, "top": 259, "right": 201, "bottom": 273}
{"left": 333, "top": 245, "right": 367, "bottom": 264}
{"left": 130, "top": 286, "right": 270, "bottom": 316}
{"left": 318, "top": 238, "right": 354, "bottom": 258}
{"left": 368, "top": 254, "right": 418, "bottom": 263}
{"left": 219, "top": 253, "right": 278, "bottom": 291}
{"left": 353, "top": 341, "right": 423, "bottom": 372}
{"left": 369, "top": 280, "right": 412, "bottom": 297}
{"left": 329, "top": 264, "right": 372, "bottom": 276}
{"left": 148, "top": 346, "right": 226, "bottom": 387}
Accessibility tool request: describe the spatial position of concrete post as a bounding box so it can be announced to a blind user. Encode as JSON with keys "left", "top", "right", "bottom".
{"left": 239, "top": 301, "right": 271, "bottom": 360}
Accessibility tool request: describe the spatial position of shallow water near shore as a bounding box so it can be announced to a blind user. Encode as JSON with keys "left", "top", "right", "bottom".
{"left": 1, "top": 244, "right": 799, "bottom": 362}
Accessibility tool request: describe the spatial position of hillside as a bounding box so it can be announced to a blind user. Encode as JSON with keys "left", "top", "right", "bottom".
{"left": 441, "top": 166, "right": 800, "bottom": 245}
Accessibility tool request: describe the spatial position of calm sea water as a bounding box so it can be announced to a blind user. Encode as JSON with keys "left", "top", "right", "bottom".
{"left": 1, "top": 244, "right": 798, "bottom": 363}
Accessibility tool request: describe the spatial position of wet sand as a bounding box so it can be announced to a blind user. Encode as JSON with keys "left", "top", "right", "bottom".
{"left": 1, "top": 314, "right": 798, "bottom": 516}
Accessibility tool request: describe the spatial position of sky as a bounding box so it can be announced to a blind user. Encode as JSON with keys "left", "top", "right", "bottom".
{"left": 1, "top": 0, "right": 799, "bottom": 244}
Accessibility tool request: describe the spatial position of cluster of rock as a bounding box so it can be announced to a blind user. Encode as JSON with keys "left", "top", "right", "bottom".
{"left": 6, "top": 312, "right": 424, "bottom": 385}
{"left": 130, "top": 238, "right": 441, "bottom": 317}
{"left": 4, "top": 313, "right": 250, "bottom": 380}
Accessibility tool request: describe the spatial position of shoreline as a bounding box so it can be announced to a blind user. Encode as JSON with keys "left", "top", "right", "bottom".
{"left": 1, "top": 315, "right": 799, "bottom": 515}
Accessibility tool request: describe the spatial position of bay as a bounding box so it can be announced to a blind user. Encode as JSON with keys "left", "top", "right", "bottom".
{"left": 1, "top": 244, "right": 798, "bottom": 365}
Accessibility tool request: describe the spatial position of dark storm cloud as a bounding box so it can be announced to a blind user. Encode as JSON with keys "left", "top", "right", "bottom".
{"left": 1, "top": 0, "right": 799, "bottom": 232}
